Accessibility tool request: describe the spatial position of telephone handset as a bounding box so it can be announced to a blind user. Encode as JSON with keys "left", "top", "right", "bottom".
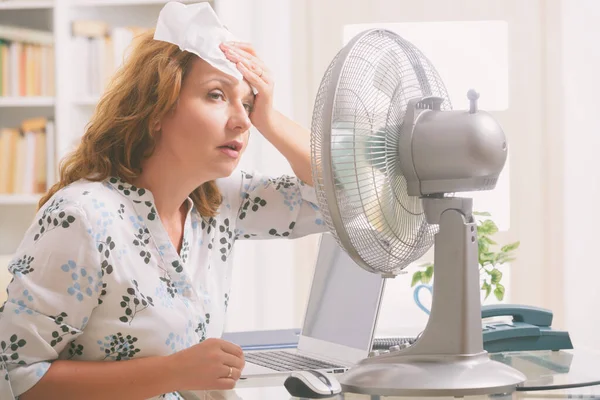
{"left": 481, "top": 304, "right": 573, "bottom": 353}
{"left": 482, "top": 304, "right": 553, "bottom": 326}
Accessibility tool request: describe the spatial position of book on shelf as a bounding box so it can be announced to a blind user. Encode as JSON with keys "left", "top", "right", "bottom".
{"left": 0, "top": 117, "right": 54, "bottom": 195}
{"left": 0, "top": 25, "right": 55, "bottom": 97}
{"left": 72, "top": 20, "right": 148, "bottom": 98}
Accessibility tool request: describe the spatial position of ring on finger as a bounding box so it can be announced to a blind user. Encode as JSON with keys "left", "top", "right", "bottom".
{"left": 227, "top": 366, "right": 233, "bottom": 378}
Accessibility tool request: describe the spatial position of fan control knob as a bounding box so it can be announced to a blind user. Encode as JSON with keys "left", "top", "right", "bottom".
{"left": 468, "top": 89, "right": 480, "bottom": 114}
{"left": 389, "top": 345, "right": 401, "bottom": 352}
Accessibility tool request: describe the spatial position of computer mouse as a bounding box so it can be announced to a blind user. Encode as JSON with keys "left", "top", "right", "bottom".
{"left": 284, "top": 370, "right": 342, "bottom": 398}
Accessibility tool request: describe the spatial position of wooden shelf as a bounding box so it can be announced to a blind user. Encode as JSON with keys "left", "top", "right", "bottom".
{"left": 72, "top": 0, "right": 204, "bottom": 6}
{"left": 72, "top": 96, "right": 99, "bottom": 106}
{"left": 0, "top": 97, "right": 55, "bottom": 107}
{"left": 0, "top": 194, "right": 41, "bottom": 206}
{"left": 0, "top": 0, "right": 54, "bottom": 9}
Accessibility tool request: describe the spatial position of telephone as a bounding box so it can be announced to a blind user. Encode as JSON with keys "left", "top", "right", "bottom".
{"left": 480, "top": 304, "right": 573, "bottom": 353}
{"left": 372, "top": 304, "right": 573, "bottom": 353}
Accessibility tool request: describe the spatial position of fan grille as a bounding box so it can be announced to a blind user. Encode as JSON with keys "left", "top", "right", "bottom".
{"left": 311, "top": 29, "right": 451, "bottom": 275}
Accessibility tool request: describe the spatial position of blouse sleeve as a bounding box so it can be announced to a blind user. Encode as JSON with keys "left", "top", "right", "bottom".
{"left": 0, "top": 200, "right": 103, "bottom": 399}
{"left": 220, "top": 170, "right": 327, "bottom": 240}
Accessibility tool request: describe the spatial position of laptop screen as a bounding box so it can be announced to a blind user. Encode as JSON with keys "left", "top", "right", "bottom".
{"left": 301, "top": 233, "right": 385, "bottom": 351}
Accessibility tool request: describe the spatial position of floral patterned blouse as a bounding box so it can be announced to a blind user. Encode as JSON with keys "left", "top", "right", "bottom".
{"left": 0, "top": 171, "right": 325, "bottom": 399}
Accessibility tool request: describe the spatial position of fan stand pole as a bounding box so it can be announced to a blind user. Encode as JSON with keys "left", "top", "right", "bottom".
{"left": 338, "top": 197, "right": 526, "bottom": 396}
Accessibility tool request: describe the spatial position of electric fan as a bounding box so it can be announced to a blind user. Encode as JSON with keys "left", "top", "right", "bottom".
{"left": 310, "top": 29, "right": 526, "bottom": 396}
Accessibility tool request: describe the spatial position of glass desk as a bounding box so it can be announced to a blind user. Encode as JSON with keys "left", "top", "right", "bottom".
{"left": 491, "top": 349, "right": 600, "bottom": 390}
{"left": 183, "top": 349, "right": 600, "bottom": 400}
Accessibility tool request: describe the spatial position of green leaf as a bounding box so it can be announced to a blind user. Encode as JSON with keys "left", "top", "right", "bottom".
{"left": 494, "top": 283, "right": 506, "bottom": 301}
{"left": 480, "top": 236, "right": 497, "bottom": 245}
{"left": 501, "top": 241, "right": 520, "bottom": 253}
{"left": 481, "top": 281, "right": 492, "bottom": 299}
{"left": 490, "top": 268, "right": 503, "bottom": 285}
{"left": 479, "top": 252, "right": 495, "bottom": 265}
{"left": 478, "top": 220, "right": 499, "bottom": 235}
{"left": 495, "top": 253, "right": 516, "bottom": 265}
{"left": 478, "top": 238, "right": 489, "bottom": 251}
{"left": 422, "top": 266, "right": 434, "bottom": 284}
{"left": 411, "top": 272, "right": 422, "bottom": 287}
{"left": 9, "top": 335, "right": 17, "bottom": 343}
{"left": 473, "top": 211, "right": 491, "bottom": 216}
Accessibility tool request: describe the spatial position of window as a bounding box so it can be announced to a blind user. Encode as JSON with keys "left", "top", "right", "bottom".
{"left": 343, "top": 21, "right": 510, "bottom": 229}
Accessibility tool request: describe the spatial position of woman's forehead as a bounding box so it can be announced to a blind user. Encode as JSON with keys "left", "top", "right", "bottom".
{"left": 190, "top": 57, "right": 253, "bottom": 96}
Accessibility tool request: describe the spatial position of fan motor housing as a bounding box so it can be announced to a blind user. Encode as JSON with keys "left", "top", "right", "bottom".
{"left": 406, "top": 108, "right": 508, "bottom": 196}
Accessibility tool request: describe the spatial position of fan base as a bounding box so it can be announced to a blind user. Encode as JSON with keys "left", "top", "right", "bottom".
{"left": 339, "top": 353, "right": 526, "bottom": 397}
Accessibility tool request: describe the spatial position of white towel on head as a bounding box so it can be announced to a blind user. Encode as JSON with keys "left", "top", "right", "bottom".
{"left": 154, "top": 2, "right": 257, "bottom": 93}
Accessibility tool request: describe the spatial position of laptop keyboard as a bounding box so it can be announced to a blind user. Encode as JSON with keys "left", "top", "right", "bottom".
{"left": 244, "top": 350, "right": 344, "bottom": 372}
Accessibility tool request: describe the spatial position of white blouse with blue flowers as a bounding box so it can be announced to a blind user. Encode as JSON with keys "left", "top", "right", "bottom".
{"left": 0, "top": 170, "right": 325, "bottom": 399}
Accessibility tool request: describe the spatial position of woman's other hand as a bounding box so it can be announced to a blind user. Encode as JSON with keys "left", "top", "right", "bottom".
{"left": 167, "top": 338, "right": 245, "bottom": 391}
{"left": 220, "top": 42, "right": 275, "bottom": 133}
{"left": 220, "top": 41, "right": 313, "bottom": 185}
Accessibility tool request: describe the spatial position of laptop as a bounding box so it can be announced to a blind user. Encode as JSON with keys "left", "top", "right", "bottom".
{"left": 238, "top": 233, "right": 386, "bottom": 378}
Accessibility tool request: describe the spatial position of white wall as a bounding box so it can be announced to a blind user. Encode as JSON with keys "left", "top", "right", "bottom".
{"left": 560, "top": 0, "right": 600, "bottom": 351}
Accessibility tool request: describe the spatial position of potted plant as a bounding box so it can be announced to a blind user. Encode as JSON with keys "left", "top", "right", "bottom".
{"left": 411, "top": 211, "right": 520, "bottom": 302}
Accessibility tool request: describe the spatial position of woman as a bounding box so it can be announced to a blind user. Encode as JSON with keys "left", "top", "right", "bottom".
{"left": 0, "top": 29, "right": 324, "bottom": 399}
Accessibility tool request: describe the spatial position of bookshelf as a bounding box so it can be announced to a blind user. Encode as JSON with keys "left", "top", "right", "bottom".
{"left": 0, "top": 1, "right": 54, "bottom": 10}
{"left": 75, "top": 0, "right": 199, "bottom": 6}
{"left": 0, "top": 96, "right": 54, "bottom": 107}
{"left": 0, "top": 194, "right": 40, "bottom": 205}
{"left": 0, "top": 0, "right": 215, "bottom": 257}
